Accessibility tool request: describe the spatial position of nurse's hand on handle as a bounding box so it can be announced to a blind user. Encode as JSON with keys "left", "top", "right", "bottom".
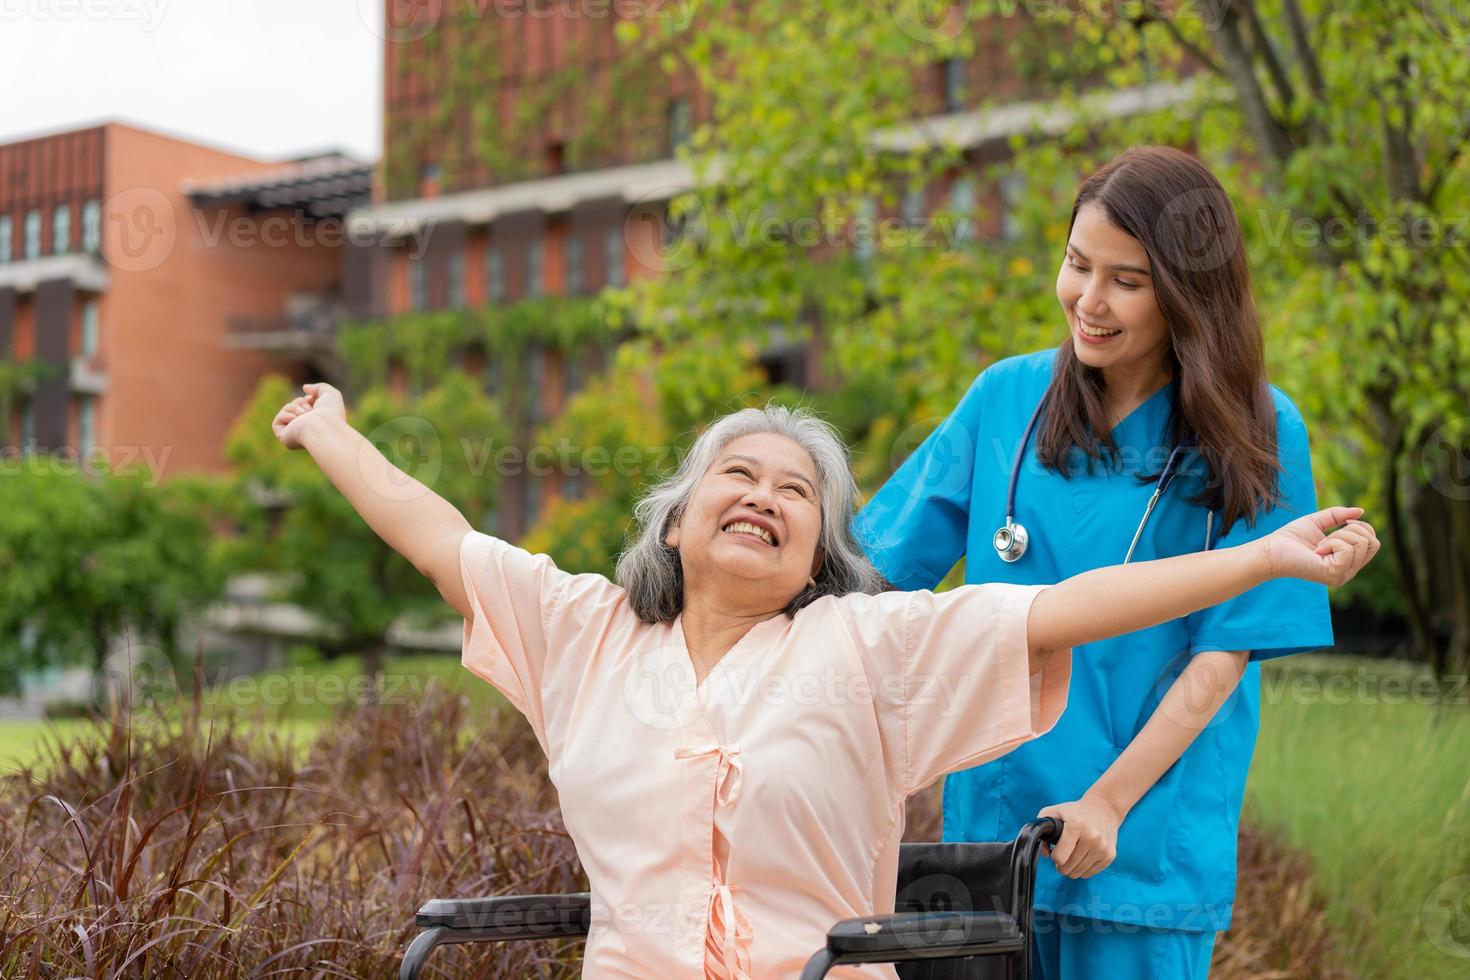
{"left": 1036, "top": 795, "right": 1122, "bottom": 879}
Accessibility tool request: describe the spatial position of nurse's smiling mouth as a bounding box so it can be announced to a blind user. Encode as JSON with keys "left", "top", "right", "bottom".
{"left": 1074, "top": 312, "right": 1123, "bottom": 345}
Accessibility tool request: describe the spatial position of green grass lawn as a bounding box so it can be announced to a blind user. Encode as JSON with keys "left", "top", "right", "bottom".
{"left": 0, "top": 652, "right": 506, "bottom": 773}
{"left": 1247, "top": 654, "right": 1470, "bottom": 980}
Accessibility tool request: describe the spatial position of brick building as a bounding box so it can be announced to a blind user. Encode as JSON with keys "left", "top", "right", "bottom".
{"left": 343, "top": 5, "right": 1192, "bottom": 538}
{"left": 0, "top": 122, "right": 371, "bottom": 480}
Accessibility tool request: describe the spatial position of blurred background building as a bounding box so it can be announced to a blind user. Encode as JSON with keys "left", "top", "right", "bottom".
{"left": 0, "top": 6, "right": 1185, "bottom": 532}
{"left": 0, "top": 122, "right": 371, "bottom": 475}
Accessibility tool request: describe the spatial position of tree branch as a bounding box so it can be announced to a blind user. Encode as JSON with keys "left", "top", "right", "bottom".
{"left": 1238, "top": 0, "right": 1297, "bottom": 116}
{"left": 1197, "top": 0, "right": 1296, "bottom": 173}
{"left": 1137, "top": 10, "right": 1223, "bottom": 77}
{"left": 1378, "top": 52, "right": 1424, "bottom": 207}
{"left": 1424, "top": 118, "right": 1470, "bottom": 208}
{"left": 1280, "top": 0, "right": 1325, "bottom": 99}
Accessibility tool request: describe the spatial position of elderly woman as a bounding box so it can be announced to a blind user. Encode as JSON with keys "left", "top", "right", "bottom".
{"left": 273, "top": 383, "right": 1377, "bottom": 979}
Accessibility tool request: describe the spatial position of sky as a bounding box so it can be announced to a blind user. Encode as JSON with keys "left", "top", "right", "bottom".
{"left": 0, "top": 0, "right": 384, "bottom": 162}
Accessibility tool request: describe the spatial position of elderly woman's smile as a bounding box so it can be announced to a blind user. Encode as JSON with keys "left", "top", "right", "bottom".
{"left": 722, "top": 519, "right": 778, "bottom": 546}
{"left": 666, "top": 433, "right": 824, "bottom": 599}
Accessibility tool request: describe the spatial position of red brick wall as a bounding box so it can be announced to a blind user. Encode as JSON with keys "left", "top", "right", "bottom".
{"left": 100, "top": 124, "right": 341, "bottom": 481}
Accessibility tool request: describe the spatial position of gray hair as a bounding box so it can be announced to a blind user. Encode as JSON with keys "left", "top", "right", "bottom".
{"left": 615, "top": 404, "right": 887, "bottom": 623}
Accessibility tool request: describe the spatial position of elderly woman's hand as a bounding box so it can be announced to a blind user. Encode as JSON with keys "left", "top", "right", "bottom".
{"left": 1037, "top": 793, "right": 1125, "bottom": 879}
{"left": 272, "top": 382, "right": 347, "bottom": 450}
{"left": 1260, "top": 506, "right": 1380, "bottom": 587}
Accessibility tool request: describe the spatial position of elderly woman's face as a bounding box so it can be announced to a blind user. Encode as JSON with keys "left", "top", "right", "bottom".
{"left": 665, "top": 432, "right": 824, "bottom": 602}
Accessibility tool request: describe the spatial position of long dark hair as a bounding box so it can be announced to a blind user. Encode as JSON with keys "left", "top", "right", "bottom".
{"left": 1036, "top": 145, "right": 1281, "bottom": 534}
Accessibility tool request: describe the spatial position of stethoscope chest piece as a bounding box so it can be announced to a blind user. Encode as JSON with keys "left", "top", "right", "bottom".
{"left": 992, "top": 392, "right": 1205, "bottom": 565}
{"left": 993, "top": 521, "right": 1028, "bottom": 563}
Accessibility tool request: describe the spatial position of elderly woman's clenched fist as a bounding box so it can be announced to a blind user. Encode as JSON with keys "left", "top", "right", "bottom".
{"left": 271, "top": 382, "right": 347, "bottom": 450}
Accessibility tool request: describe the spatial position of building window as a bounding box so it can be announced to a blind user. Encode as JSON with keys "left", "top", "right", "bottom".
{"left": 526, "top": 239, "right": 545, "bottom": 297}
{"left": 81, "top": 301, "right": 100, "bottom": 356}
{"left": 668, "top": 97, "right": 691, "bottom": 154}
{"left": 942, "top": 57, "right": 965, "bottom": 113}
{"left": 522, "top": 475, "right": 541, "bottom": 533}
{"left": 483, "top": 356, "right": 503, "bottom": 397}
{"left": 24, "top": 209, "right": 41, "bottom": 259}
{"left": 565, "top": 234, "right": 583, "bottom": 295}
{"left": 758, "top": 333, "right": 809, "bottom": 389}
{"left": 52, "top": 204, "right": 71, "bottom": 255}
{"left": 1000, "top": 172, "right": 1027, "bottom": 242}
{"left": 602, "top": 226, "right": 626, "bottom": 287}
{"left": 901, "top": 185, "right": 926, "bottom": 227}
{"left": 0, "top": 215, "right": 10, "bottom": 263}
{"left": 78, "top": 397, "right": 96, "bottom": 454}
{"left": 408, "top": 254, "right": 427, "bottom": 310}
{"left": 20, "top": 400, "right": 35, "bottom": 450}
{"left": 562, "top": 471, "right": 585, "bottom": 502}
{"left": 949, "top": 177, "right": 976, "bottom": 244}
{"left": 564, "top": 349, "right": 585, "bottom": 400}
{"left": 854, "top": 196, "right": 876, "bottom": 263}
{"left": 448, "top": 249, "right": 465, "bottom": 308}
{"left": 485, "top": 245, "right": 505, "bottom": 302}
{"left": 82, "top": 199, "right": 101, "bottom": 252}
{"left": 526, "top": 345, "right": 546, "bottom": 420}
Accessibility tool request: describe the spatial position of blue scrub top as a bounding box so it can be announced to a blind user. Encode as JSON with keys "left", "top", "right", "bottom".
{"left": 852, "top": 348, "right": 1333, "bottom": 932}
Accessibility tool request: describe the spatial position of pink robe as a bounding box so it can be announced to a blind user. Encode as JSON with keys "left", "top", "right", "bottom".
{"left": 458, "top": 530, "right": 1071, "bottom": 978}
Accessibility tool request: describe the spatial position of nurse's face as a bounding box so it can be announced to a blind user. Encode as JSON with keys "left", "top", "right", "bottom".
{"left": 665, "top": 433, "right": 824, "bottom": 605}
{"left": 1056, "top": 202, "right": 1171, "bottom": 376}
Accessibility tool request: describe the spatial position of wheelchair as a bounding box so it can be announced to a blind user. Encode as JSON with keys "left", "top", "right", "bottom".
{"left": 399, "top": 817, "right": 1061, "bottom": 979}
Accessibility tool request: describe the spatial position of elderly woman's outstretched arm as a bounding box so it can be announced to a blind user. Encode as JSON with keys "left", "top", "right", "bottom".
{"left": 273, "top": 382, "right": 475, "bottom": 618}
{"left": 1024, "top": 506, "right": 1379, "bottom": 673}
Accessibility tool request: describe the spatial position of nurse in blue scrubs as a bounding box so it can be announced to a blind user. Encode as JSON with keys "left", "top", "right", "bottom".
{"left": 853, "top": 146, "right": 1333, "bottom": 978}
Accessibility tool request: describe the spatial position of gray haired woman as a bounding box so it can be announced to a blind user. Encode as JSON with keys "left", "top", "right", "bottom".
{"left": 273, "top": 382, "right": 1377, "bottom": 980}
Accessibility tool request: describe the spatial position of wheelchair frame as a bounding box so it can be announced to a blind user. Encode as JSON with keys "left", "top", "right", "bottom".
{"left": 399, "top": 818, "right": 1060, "bottom": 979}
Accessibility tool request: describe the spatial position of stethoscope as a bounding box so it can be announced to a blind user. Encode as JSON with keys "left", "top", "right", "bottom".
{"left": 993, "top": 396, "right": 1214, "bottom": 565}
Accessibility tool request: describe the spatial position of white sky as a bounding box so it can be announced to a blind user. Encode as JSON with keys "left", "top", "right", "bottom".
{"left": 0, "top": 0, "right": 384, "bottom": 162}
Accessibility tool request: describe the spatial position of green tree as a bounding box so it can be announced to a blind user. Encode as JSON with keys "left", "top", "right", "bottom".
{"left": 222, "top": 372, "right": 509, "bottom": 681}
{"left": 603, "top": 0, "right": 1469, "bottom": 682}
{"left": 0, "top": 465, "right": 223, "bottom": 695}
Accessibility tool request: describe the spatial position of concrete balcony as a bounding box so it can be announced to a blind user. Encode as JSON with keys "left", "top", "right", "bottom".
{"left": 224, "top": 291, "right": 347, "bottom": 384}
{"left": 224, "top": 291, "right": 341, "bottom": 354}
{"left": 0, "top": 252, "right": 109, "bottom": 294}
{"left": 69, "top": 352, "right": 108, "bottom": 395}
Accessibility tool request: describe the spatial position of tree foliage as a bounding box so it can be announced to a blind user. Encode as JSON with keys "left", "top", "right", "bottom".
{"left": 0, "top": 465, "right": 222, "bottom": 695}
{"left": 557, "top": 0, "right": 1469, "bottom": 680}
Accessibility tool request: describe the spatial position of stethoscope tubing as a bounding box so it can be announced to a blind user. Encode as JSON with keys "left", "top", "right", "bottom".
{"left": 996, "top": 394, "right": 1208, "bottom": 564}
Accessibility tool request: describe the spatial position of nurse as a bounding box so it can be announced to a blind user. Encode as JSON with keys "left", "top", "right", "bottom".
{"left": 854, "top": 146, "right": 1328, "bottom": 978}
